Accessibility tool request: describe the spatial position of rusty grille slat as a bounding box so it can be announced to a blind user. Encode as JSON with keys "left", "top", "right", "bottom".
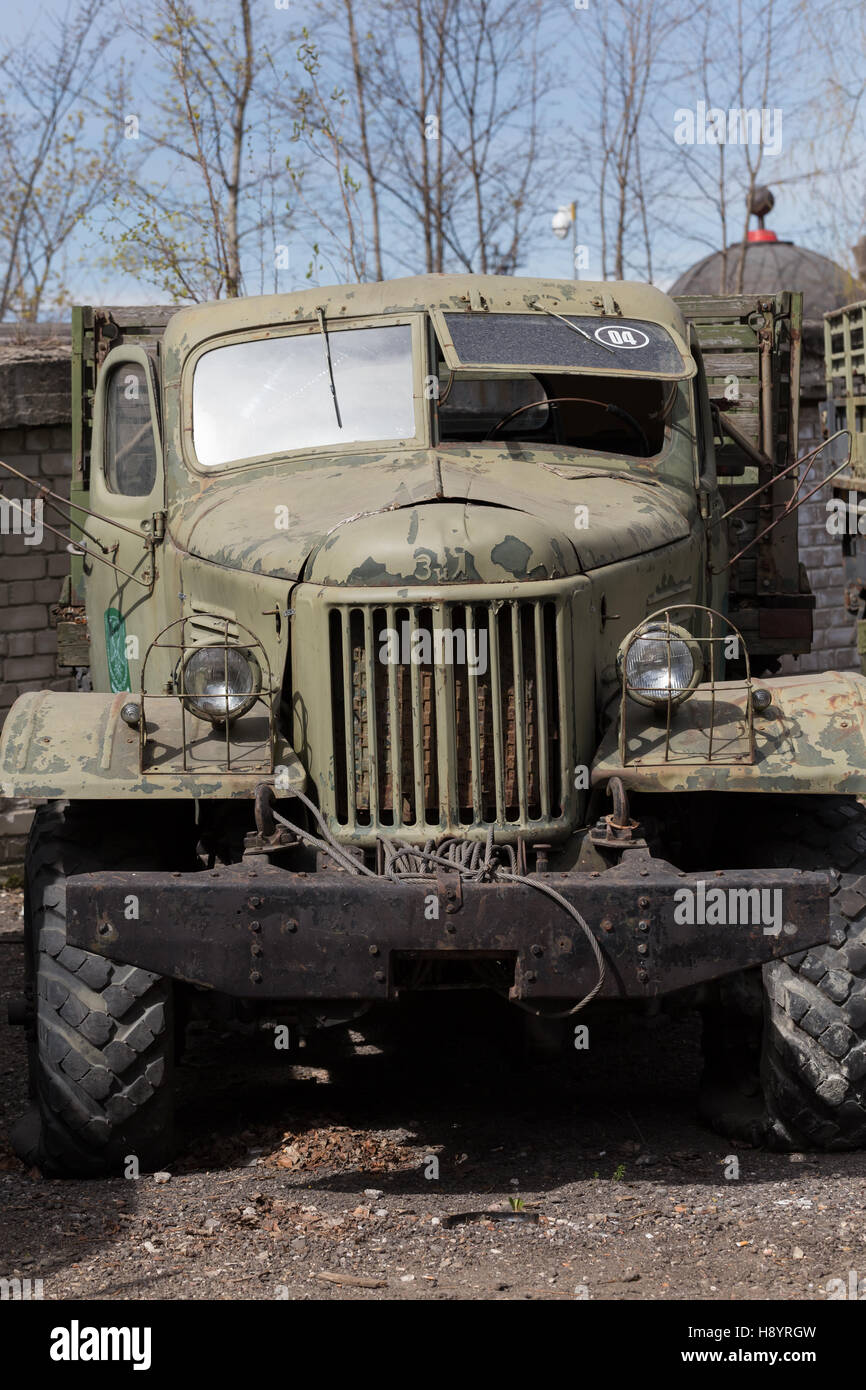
{"left": 487, "top": 607, "right": 506, "bottom": 823}
{"left": 341, "top": 609, "right": 357, "bottom": 822}
{"left": 465, "top": 605, "right": 483, "bottom": 824}
{"left": 385, "top": 603, "right": 402, "bottom": 828}
{"left": 555, "top": 604, "right": 569, "bottom": 811}
{"left": 362, "top": 608, "right": 379, "bottom": 823}
{"left": 534, "top": 601, "right": 550, "bottom": 818}
{"left": 511, "top": 603, "right": 527, "bottom": 818}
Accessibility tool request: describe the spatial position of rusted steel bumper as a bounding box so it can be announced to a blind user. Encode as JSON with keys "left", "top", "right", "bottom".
{"left": 65, "top": 860, "right": 831, "bottom": 1002}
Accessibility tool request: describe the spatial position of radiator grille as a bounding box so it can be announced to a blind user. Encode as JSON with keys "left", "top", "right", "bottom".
{"left": 328, "top": 600, "right": 565, "bottom": 830}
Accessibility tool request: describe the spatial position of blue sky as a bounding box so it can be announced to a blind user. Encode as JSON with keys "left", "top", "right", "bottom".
{"left": 1, "top": 0, "right": 861, "bottom": 309}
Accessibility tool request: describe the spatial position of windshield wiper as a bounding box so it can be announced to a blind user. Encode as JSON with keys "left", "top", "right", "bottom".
{"left": 316, "top": 306, "right": 343, "bottom": 428}
{"left": 527, "top": 297, "right": 615, "bottom": 356}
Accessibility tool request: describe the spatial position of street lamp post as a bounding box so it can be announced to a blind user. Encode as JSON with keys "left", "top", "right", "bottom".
{"left": 552, "top": 202, "right": 578, "bottom": 280}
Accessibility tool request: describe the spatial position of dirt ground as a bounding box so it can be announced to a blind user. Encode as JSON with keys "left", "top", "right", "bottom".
{"left": 1, "top": 884, "right": 865, "bottom": 1303}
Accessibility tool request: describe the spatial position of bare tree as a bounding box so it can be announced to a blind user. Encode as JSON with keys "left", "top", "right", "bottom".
{"left": 0, "top": 0, "right": 127, "bottom": 321}
{"left": 344, "top": 0, "right": 384, "bottom": 279}
{"left": 578, "top": 0, "right": 689, "bottom": 283}
{"left": 109, "top": 0, "right": 299, "bottom": 301}
{"left": 287, "top": 37, "right": 374, "bottom": 282}
{"left": 286, "top": 0, "right": 554, "bottom": 281}
{"left": 795, "top": 0, "right": 866, "bottom": 273}
{"left": 661, "top": 0, "right": 800, "bottom": 292}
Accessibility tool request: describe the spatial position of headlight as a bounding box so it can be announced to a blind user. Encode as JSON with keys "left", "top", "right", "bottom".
{"left": 617, "top": 621, "right": 703, "bottom": 709}
{"left": 179, "top": 645, "right": 261, "bottom": 724}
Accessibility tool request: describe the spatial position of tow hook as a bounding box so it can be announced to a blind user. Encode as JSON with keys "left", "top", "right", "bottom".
{"left": 588, "top": 775, "right": 646, "bottom": 851}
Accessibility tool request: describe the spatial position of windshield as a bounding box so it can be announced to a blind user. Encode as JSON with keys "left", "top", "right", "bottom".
{"left": 437, "top": 366, "right": 676, "bottom": 458}
{"left": 192, "top": 323, "right": 415, "bottom": 467}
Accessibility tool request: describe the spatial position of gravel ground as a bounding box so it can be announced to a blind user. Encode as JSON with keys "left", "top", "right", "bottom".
{"left": 1, "top": 885, "right": 865, "bottom": 1303}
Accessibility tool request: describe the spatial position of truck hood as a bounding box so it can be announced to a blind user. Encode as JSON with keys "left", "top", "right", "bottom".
{"left": 171, "top": 448, "right": 692, "bottom": 583}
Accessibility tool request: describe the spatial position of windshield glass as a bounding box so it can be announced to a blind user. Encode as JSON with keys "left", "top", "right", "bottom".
{"left": 443, "top": 311, "right": 688, "bottom": 376}
{"left": 192, "top": 323, "right": 415, "bottom": 466}
{"left": 437, "top": 366, "right": 676, "bottom": 458}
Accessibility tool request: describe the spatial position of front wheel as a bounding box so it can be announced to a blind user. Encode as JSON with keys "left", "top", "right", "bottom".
{"left": 12, "top": 801, "right": 178, "bottom": 1176}
{"left": 702, "top": 796, "right": 866, "bottom": 1150}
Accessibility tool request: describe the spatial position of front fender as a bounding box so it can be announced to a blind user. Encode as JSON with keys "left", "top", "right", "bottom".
{"left": 0, "top": 691, "right": 306, "bottom": 800}
{"left": 591, "top": 671, "right": 866, "bottom": 794}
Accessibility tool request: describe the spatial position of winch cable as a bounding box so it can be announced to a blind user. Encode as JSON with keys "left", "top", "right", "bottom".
{"left": 270, "top": 790, "right": 605, "bottom": 1018}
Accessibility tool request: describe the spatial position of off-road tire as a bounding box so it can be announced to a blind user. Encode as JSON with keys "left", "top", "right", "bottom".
{"left": 702, "top": 796, "right": 866, "bottom": 1150}
{"left": 11, "top": 801, "right": 177, "bottom": 1176}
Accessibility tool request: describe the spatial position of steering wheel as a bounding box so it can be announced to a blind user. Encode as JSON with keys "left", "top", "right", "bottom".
{"left": 484, "top": 395, "right": 650, "bottom": 456}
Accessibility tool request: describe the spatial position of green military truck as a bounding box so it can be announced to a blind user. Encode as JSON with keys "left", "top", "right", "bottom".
{"left": 3, "top": 275, "right": 866, "bottom": 1176}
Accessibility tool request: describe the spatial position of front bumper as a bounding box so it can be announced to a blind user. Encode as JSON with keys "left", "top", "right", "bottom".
{"left": 65, "top": 859, "right": 831, "bottom": 1002}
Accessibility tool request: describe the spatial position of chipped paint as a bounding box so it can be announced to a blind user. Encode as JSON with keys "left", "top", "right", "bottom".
{"left": 591, "top": 671, "right": 866, "bottom": 794}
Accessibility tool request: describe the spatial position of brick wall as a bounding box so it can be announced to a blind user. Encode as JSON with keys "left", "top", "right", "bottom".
{"left": 0, "top": 336, "right": 73, "bottom": 873}
{"left": 0, "top": 421, "right": 76, "bottom": 722}
{"left": 0, "top": 334, "right": 76, "bottom": 724}
{"left": 792, "top": 429, "right": 859, "bottom": 677}
{"left": 781, "top": 329, "right": 859, "bottom": 675}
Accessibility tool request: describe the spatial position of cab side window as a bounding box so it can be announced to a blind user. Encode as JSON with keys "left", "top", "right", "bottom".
{"left": 105, "top": 365, "right": 157, "bottom": 496}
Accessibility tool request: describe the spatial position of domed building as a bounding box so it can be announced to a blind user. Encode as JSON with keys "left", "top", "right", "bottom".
{"left": 670, "top": 190, "right": 865, "bottom": 673}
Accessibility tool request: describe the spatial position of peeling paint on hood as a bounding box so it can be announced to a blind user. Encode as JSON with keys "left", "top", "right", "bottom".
{"left": 172, "top": 448, "right": 692, "bottom": 583}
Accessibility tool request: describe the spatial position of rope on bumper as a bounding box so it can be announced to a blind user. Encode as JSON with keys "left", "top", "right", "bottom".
{"left": 271, "top": 793, "right": 605, "bottom": 1017}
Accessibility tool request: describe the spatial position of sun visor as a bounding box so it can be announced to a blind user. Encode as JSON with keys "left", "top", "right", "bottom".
{"left": 432, "top": 310, "right": 696, "bottom": 380}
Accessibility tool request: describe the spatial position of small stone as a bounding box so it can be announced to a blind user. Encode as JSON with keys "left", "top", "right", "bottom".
{"left": 364, "top": 1188, "right": 384, "bottom": 1199}
{"left": 793, "top": 1246, "right": 805, "bottom": 1260}
{"left": 153, "top": 1171, "right": 172, "bottom": 1184}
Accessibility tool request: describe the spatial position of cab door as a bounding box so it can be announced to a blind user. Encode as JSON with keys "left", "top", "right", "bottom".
{"left": 84, "top": 346, "right": 164, "bottom": 694}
